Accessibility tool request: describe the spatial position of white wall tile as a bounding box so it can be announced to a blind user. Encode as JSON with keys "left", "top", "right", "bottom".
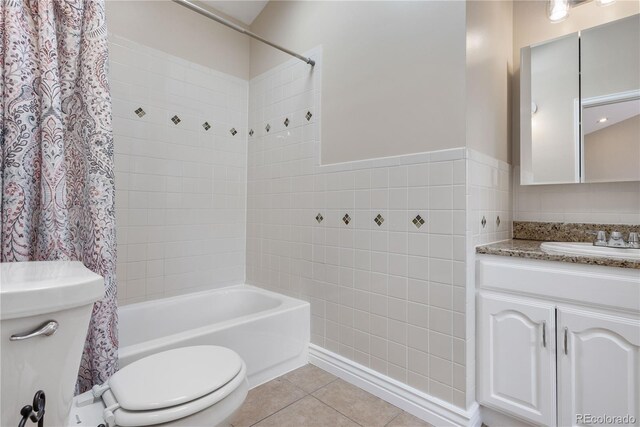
{"left": 245, "top": 49, "right": 486, "bottom": 410}
{"left": 110, "top": 35, "right": 247, "bottom": 305}
{"left": 513, "top": 167, "right": 640, "bottom": 224}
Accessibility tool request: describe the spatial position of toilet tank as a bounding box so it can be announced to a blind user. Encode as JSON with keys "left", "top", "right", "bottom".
{"left": 0, "top": 261, "right": 104, "bottom": 427}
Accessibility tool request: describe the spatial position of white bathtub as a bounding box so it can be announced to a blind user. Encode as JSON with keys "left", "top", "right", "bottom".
{"left": 118, "top": 285, "right": 309, "bottom": 387}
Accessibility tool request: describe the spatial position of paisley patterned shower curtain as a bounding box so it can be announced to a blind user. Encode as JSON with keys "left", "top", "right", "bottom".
{"left": 1, "top": 0, "right": 117, "bottom": 392}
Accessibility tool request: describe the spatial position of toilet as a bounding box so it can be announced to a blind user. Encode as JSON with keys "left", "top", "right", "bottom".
{"left": 0, "top": 261, "right": 248, "bottom": 427}
{"left": 69, "top": 345, "right": 248, "bottom": 427}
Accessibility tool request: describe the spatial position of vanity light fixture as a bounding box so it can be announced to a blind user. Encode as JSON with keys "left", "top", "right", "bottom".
{"left": 598, "top": 117, "right": 608, "bottom": 123}
{"left": 548, "top": 0, "right": 617, "bottom": 23}
{"left": 547, "top": 0, "right": 570, "bottom": 22}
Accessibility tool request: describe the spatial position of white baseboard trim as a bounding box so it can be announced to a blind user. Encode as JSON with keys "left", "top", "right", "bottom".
{"left": 309, "top": 344, "right": 480, "bottom": 427}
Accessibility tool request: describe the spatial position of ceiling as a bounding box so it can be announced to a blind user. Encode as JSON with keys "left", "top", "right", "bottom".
{"left": 199, "top": 1, "right": 268, "bottom": 25}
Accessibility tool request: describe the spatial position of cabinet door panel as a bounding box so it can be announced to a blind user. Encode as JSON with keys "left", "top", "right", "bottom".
{"left": 558, "top": 307, "right": 640, "bottom": 427}
{"left": 478, "top": 292, "right": 556, "bottom": 426}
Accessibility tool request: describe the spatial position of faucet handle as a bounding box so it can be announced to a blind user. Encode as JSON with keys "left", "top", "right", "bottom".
{"left": 590, "top": 230, "right": 607, "bottom": 246}
{"left": 628, "top": 232, "right": 640, "bottom": 249}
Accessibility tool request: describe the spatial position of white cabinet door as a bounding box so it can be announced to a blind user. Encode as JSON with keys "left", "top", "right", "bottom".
{"left": 478, "top": 292, "right": 557, "bottom": 426}
{"left": 558, "top": 307, "right": 640, "bottom": 427}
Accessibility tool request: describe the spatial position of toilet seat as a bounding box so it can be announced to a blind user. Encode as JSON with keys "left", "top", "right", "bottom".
{"left": 93, "top": 346, "right": 247, "bottom": 427}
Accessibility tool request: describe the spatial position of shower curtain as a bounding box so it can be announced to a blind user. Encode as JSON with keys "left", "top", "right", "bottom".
{"left": 1, "top": 0, "right": 117, "bottom": 392}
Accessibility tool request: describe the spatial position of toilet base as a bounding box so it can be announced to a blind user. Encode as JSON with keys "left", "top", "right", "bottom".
{"left": 69, "top": 378, "right": 249, "bottom": 427}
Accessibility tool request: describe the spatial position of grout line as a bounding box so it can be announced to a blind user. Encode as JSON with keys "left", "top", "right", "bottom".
{"left": 308, "top": 394, "right": 365, "bottom": 427}
{"left": 308, "top": 376, "right": 340, "bottom": 393}
{"left": 384, "top": 411, "right": 403, "bottom": 427}
{"left": 247, "top": 392, "right": 308, "bottom": 427}
{"left": 311, "top": 377, "right": 403, "bottom": 427}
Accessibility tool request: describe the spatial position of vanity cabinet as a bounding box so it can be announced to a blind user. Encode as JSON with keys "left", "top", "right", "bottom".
{"left": 476, "top": 256, "right": 640, "bottom": 427}
{"left": 478, "top": 293, "right": 556, "bottom": 426}
{"left": 557, "top": 308, "right": 640, "bottom": 427}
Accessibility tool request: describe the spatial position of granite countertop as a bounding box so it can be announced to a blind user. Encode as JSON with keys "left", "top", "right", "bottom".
{"left": 477, "top": 239, "right": 640, "bottom": 269}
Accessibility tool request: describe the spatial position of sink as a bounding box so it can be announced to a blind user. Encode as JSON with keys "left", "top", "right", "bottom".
{"left": 540, "top": 242, "right": 640, "bottom": 261}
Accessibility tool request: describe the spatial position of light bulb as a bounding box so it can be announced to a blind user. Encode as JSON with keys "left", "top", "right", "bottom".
{"left": 598, "top": 117, "right": 608, "bottom": 123}
{"left": 547, "top": 0, "right": 569, "bottom": 22}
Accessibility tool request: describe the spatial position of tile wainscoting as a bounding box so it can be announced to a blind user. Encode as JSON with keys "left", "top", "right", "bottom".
{"left": 246, "top": 48, "right": 512, "bottom": 416}
{"left": 109, "top": 35, "right": 248, "bottom": 305}
{"left": 465, "top": 149, "right": 512, "bottom": 408}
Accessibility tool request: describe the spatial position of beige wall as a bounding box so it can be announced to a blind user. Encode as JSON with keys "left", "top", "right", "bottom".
{"left": 584, "top": 115, "right": 640, "bottom": 183}
{"left": 250, "top": 1, "right": 468, "bottom": 164}
{"left": 466, "top": 0, "right": 513, "bottom": 163}
{"left": 105, "top": 0, "right": 250, "bottom": 79}
{"left": 512, "top": 0, "right": 639, "bottom": 164}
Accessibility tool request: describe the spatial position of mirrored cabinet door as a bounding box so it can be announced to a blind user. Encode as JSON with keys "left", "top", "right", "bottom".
{"left": 581, "top": 15, "right": 640, "bottom": 183}
{"left": 521, "top": 33, "right": 580, "bottom": 185}
{"left": 520, "top": 14, "right": 640, "bottom": 186}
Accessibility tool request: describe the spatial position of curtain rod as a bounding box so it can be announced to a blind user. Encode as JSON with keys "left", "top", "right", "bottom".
{"left": 172, "top": 0, "right": 315, "bottom": 67}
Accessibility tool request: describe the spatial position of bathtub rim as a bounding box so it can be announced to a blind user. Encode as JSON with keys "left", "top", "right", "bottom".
{"left": 117, "top": 284, "right": 309, "bottom": 362}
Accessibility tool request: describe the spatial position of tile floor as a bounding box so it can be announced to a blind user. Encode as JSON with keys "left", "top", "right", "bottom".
{"left": 231, "top": 364, "right": 434, "bottom": 427}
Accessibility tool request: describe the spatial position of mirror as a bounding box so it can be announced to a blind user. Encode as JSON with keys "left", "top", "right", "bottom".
{"left": 521, "top": 33, "right": 580, "bottom": 184}
{"left": 520, "top": 14, "right": 640, "bottom": 185}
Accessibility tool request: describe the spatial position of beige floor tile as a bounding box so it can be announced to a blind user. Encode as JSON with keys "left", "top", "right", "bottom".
{"left": 254, "top": 396, "right": 360, "bottom": 427}
{"left": 283, "top": 364, "right": 337, "bottom": 393}
{"left": 313, "top": 379, "right": 402, "bottom": 427}
{"left": 230, "top": 378, "right": 306, "bottom": 427}
{"left": 386, "top": 411, "right": 435, "bottom": 427}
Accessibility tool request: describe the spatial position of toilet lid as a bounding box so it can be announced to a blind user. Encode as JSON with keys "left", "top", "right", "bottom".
{"left": 108, "top": 346, "right": 243, "bottom": 411}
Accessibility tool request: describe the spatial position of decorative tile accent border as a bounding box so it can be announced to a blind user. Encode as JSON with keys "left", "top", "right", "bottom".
{"left": 412, "top": 214, "right": 425, "bottom": 229}
{"left": 513, "top": 221, "right": 640, "bottom": 243}
{"left": 129, "top": 105, "right": 244, "bottom": 137}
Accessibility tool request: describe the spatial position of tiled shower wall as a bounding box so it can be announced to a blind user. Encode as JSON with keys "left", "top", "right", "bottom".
{"left": 109, "top": 35, "right": 248, "bottom": 305}
{"left": 246, "top": 50, "right": 473, "bottom": 408}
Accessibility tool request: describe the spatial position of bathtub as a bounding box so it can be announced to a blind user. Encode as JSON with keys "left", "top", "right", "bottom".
{"left": 118, "top": 285, "right": 309, "bottom": 387}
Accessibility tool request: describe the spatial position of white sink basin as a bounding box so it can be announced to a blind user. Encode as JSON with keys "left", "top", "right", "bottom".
{"left": 541, "top": 242, "right": 640, "bottom": 261}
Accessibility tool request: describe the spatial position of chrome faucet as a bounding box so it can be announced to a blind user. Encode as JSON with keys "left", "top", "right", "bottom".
{"left": 608, "top": 231, "right": 626, "bottom": 247}
{"left": 591, "top": 230, "right": 640, "bottom": 249}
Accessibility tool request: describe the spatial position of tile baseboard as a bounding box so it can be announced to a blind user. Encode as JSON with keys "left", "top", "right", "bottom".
{"left": 309, "top": 344, "right": 481, "bottom": 427}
